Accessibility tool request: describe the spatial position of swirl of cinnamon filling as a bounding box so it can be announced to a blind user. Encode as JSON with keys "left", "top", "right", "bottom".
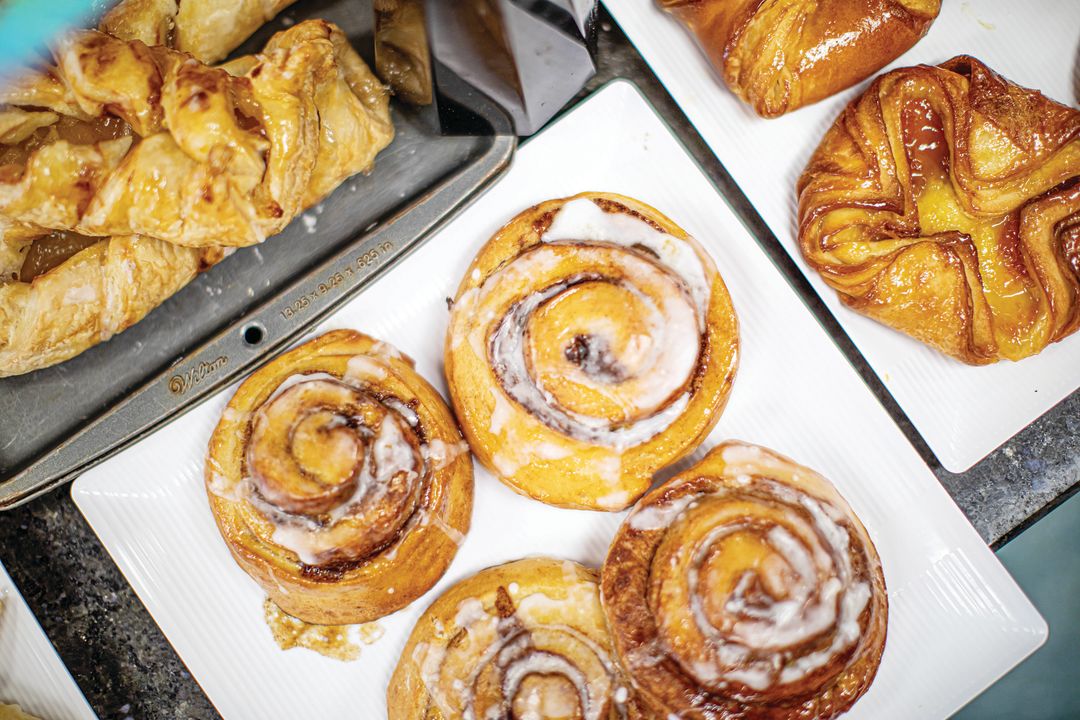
{"left": 445, "top": 192, "right": 739, "bottom": 511}
{"left": 205, "top": 329, "right": 472, "bottom": 625}
{"left": 601, "top": 442, "right": 887, "bottom": 719}
{"left": 389, "top": 557, "right": 646, "bottom": 720}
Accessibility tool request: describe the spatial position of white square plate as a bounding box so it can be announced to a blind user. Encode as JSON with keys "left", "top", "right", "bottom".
{"left": 72, "top": 82, "right": 1045, "bottom": 720}
{"left": 605, "top": 0, "right": 1080, "bottom": 472}
{"left": 0, "top": 561, "right": 98, "bottom": 720}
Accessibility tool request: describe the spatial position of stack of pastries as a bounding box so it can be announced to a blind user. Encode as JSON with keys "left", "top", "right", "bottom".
{"left": 0, "top": 1, "right": 394, "bottom": 377}
{"left": 203, "top": 191, "right": 888, "bottom": 719}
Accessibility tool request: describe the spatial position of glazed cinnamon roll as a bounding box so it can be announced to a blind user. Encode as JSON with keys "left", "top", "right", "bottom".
{"left": 602, "top": 442, "right": 887, "bottom": 719}
{"left": 388, "top": 557, "right": 645, "bottom": 720}
{"left": 205, "top": 330, "right": 473, "bottom": 625}
{"left": 659, "top": 0, "right": 941, "bottom": 117}
{"left": 444, "top": 192, "right": 739, "bottom": 511}
{"left": 798, "top": 56, "right": 1080, "bottom": 363}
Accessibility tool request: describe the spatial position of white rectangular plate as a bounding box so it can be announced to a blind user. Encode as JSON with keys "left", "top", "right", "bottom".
{"left": 72, "top": 82, "right": 1045, "bottom": 720}
{"left": 0, "top": 561, "right": 98, "bottom": 720}
{"left": 605, "top": 0, "right": 1080, "bottom": 472}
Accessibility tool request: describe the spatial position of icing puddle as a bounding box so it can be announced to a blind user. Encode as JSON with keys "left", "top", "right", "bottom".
{"left": 263, "top": 599, "right": 384, "bottom": 661}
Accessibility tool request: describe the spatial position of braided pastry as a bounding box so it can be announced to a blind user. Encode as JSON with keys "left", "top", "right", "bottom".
{"left": 602, "top": 442, "right": 888, "bottom": 720}
{"left": 205, "top": 330, "right": 473, "bottom": 625}
{"left": 659, "top": 0, "right": 941, "bottom": 117}
{"left": 100, "top": 0, "right": 300, "bottom": 64}
{"left": 389, "top": 557, "right": 646, "bottom": 719}
{"left": 798, "top": 56, "right": 1080, "bottom": 364}
{"left": 0, "top": 20, "right": 393, "bottom": 376}
{"left": 445, "top": 192, "right": 739, "bottom": 511}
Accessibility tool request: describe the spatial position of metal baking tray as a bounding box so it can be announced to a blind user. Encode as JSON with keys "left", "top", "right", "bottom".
{"left": 0, "top": 0, "right": 515, "bottom": 508}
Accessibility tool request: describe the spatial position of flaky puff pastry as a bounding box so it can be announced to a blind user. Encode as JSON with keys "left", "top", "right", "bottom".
{"left": 0, "top": 20, "right": 392, "bottom": 248}
{"left": 798, "top": 56, "right": 1080, "bottom": 364}
{"left": 0, "top": 20, "right": 393, "bottom": 376}
{"left": 445, "top": 193, "right": 739, "bottom": 511}
{"left": 389, "top": 558, "right": 647, "bottom": 720}
{"left": 0, "top": 234, "right": 222, "bottom": 377}
{"left": 602, "top": 442, "right": 888, "bottom": 720}
{"left": 659, "top": 0, "right": 940, "bottom": 118}
{"left": 206, "top": 330, "right": 473, "bottom": 625}
{"left": 100, "top": 0, "right": 299, "bottom": 64}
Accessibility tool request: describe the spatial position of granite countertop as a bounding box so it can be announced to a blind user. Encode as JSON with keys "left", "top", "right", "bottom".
{"left": 0, "top": 11, "right": 1077, "bottom": 719}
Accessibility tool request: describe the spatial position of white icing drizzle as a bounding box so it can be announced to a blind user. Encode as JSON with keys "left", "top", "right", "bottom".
{"left": 628, "top": 495, "right": 697, "bottom": 531}
{"left": 217, "top": 365, "right": 461, "bottom": 568}
{"left": 460, "top": 196, "right": 713, "bottom": 460}
{"left": 486, "top": 252, "right": 696, "bottom": 451}
{"left": 651, "top": 475, "right": 873, "bottom": 694}
{"left": 344, "top": 355, "right": 387, "bottom": 382}
{"left": 416, "top": 586, "right": 629, "bottom": 720}
{"left": 542, "top": 198, "right": 711, "bottom": 330}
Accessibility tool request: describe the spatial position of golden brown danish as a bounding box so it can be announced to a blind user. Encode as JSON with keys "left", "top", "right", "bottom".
{"left": 444, "top": 192, "right": 739, "bottom": 511}
{"left": 0, "top": 20, "right": 393, "bottom": 376}
{"left": 205, "top": 330, "right": 473, "bottom": 625}
{"left": 659, "top": 0, "right": 941, "bottom": 117}
{"left": 388, "top": 557, "right": 646, "bottom": 720}
{"left": 204, "top": 330, "right": 470, "bottom": 621}
{"left": 0, "top": 21, "right": 393, "bottom": 247}
{"left": 602, "top": 441, "right": 888, "bottom": 720}
{"left": 100, "top": 0, "right": 300, "bottom": 64}
{"left": 798, "top": 56, "right": 1080, "bottom": 364}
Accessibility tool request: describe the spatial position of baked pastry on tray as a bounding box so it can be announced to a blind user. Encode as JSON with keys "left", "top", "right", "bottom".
{"left": 659, "top": 0, "right": 941, "bottom": 117}
{"left": 602, "top": 441, "right": 888, "bottom": 720}
{"left": 0, "top": 20, "right": 393, "bottom": 377}
{"left": 798, "top": 56, "right": 1080, "bottom": 364}
{"left": 444, "top": 192, "right": 739, "bottom": 511}
{"left": 389, "top": 557, "right": 646, "bottom": 719}
{"left": 205, "top": 330, "right": 473, "bottom": 625}
{"left": 100, "top": 0, "right": 299, "bottom": 64}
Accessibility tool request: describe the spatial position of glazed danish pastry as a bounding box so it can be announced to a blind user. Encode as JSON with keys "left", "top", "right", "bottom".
{"left": 602, "top": 441, "right": 888, "bottom": 720}
{"left": 798, "top": 56, "right": 1080, "bottom": 363}
{"left": 388, "top": 557, "right": 645, "bottom": 720}
{"left": 659, "top": 0, "right": 941, "bottom": 117}
{"left": 0, "top": 20, "right": 393, "bottom": 376}
{"left": 205, "top": 330, "right": 472, "bottom": 625}
{"left": 444, "top": 192, "right": 739, "bottom": 511}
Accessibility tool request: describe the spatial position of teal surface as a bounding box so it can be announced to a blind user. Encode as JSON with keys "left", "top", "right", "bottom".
{"left": 0, "top": 0, "right": 98, "bottom": 70}
{"left": 953, "top": 490, "right": 1080, "bottom": 719}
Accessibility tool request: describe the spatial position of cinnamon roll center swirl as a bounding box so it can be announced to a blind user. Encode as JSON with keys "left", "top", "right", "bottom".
{"left": 244, "top": 375, "right": 426, "bottom": 567}
{"left": 647, "top": 481, "right": 872, "bottom": 699}
{"left": 487, "top": 242, "right": 701, "bottom": 450}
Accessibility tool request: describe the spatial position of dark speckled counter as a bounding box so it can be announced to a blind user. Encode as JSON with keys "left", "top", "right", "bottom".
{"left": 0, "top": 11, "right": 1076, "bottom": 719}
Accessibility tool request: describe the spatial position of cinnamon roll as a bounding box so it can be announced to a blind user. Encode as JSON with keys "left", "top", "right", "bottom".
{"left": 444, "top": 193, "right": 739, "bottom": 511}
{"left": 798, "top": 56, "right": 1080, "bottom": 363}
{"left": 388, "top": 557, "right": 645, "bottom": 720}
{"left": 205, "top": 330, "right": 473, "bottom": 625}
{"left": 602, "top": 441, "right": 887, "bottom": 719}
{"left": 659, "top": 0, "right": 941, "bottom": 117}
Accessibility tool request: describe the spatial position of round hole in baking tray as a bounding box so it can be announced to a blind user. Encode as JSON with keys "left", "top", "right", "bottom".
{"left": 242, "top": 323, "right": 266, "bottom": 346}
